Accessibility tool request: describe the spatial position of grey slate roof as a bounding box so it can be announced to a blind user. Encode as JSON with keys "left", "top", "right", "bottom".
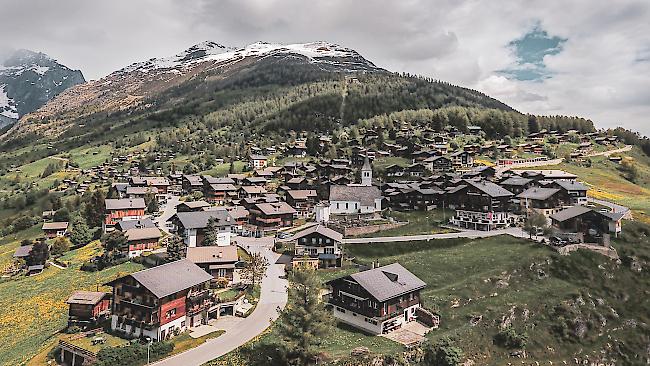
{"left": 550, "top": 206, "right": 592, "bottom": 222}
{"left": 105, "top": 198, "right": 146, "bottom": 210}
{"left": 554, "top": 180, "right": 589, "bottom": 192}
{"left": 500, "top": 177, "right": 533, "bottom": 186}
{"left": 329, "top": 185, "right": 381, "bottom": 206}
{"left": 13, "top": 245, "right": 33, "bottom": 258}
{"left": 110, "top": 259, "right": 213, "bottom": 299}
{"left": 463, "top": 180, "right": 514, "bottom": 198}
{"left": 115, "top": 218, "right": 156, "bottom": 231}
{"left": 517, "top": 187, "right": 560, "bottom": 201}
{"left": 348, "top": 263, "right": 426, "bottom": 302}
{"left": 174, "top": 210, "right": 234, "bottom": 229}
{"left": 254, "top": 202, "right": 297, "bottom": 216}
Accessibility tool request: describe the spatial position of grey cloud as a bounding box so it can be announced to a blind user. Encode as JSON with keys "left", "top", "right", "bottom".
{"left": 0, "top": 0, "right": 648, "bottom": 136}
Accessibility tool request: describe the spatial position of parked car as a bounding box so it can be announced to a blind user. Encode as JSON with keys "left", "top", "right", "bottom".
{"left": 550, "top": 236, "right": 567, "bottom": 246}
{"left": 275, "top": 231, "right": 291, "bottom": 239}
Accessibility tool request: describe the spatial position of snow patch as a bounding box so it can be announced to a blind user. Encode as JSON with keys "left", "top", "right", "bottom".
{"left": 0, "top": 84, "right": 18, "bottom": 119}
{"left": 118, "top": 41, "right": 364, "bottom": 75}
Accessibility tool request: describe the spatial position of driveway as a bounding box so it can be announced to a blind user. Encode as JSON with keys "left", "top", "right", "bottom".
{"left": 153, "top": 236, "right": 287, "bottom": 366}
{"left": 343, "top": 227, "right": 532, "bottom": 244}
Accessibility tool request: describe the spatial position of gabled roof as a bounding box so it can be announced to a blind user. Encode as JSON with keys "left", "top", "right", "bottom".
{"left": 241, "top": 185, "right": 267, "bottom": 194}
{"left": 517, "top": 187, "right": 561, "bottom": 201}
{"left": 105, "top": 198, "right": 146, "bottom": 210}
{"left": 550, "top": 206, "right": 592, "bottom": 222}
{"left": 186, "top": 245, "right": 238, "bottom": 264}
{"left": 66, "top": 291, "right": 108, "bottom": 305}
{"left": 291, "top": 224, "right": 343, "bottom": 242}
{"left": 42, "top": 222, "right": 68, "bottom": 230}
{"left": 463, "top": 180, "right": 514, "bottom": 198}
{"left": 500, "top": 177, "right": 533, "bottom": 186}
{"left": 554, "top": 180, "right": 589, "bottom": 192}
{"left": 329, "top": 185, "right": 381, "bottom": 206}
{"left": 125, "top": 227, "right": 162, "bottom": 242}
{"left": 13, "top": 245, "right": 33, "bottom": 258}
{"left": 174, "top": 210, "right": 234, "bottom": 229}
{"left": 106, "top": 259, "right": 212, "bottom": 299}
{"left": 287, "top": 190, "right": 317, "bottom": 200}
{"left": 250, "top": 154, "right": 267, "bottom": 160}
{"left": 339, "top": 263, "right": 426, "bottom": 302}
{"left": 254, "top": 202, "right": 297, "bottom": 216}
{"left": 178, "top": 200, "right": 210, "bottom": 209}
{"left": 116, "top": 218, "right": 156, "bottom": 231}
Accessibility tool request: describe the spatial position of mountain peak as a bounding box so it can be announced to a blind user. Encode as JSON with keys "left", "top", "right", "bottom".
{"left": 0, "top": 49, "right": 84, "bottom": 123}
{"left": 3, "top": 49, "right": 53, "bottom": 68}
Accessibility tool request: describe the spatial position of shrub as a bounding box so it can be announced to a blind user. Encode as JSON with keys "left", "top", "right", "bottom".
{"left": 494, "top": 326, "right": 528, "bottom": 349}
{"left": 95, "top": 341, "right": 174, "bottom": 366}
{"left": 423, "top": 337, "right": 463, "bottom": 366}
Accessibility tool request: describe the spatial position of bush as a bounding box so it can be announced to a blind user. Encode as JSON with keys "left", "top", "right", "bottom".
{"left": 494, "top": 326, "right": 528, "bottom": 349}
{"left": 95, "top": 341, "right": 174, "bottom": 366}
{"left": 423, "top": 337, "right": 463, "bottom": 366}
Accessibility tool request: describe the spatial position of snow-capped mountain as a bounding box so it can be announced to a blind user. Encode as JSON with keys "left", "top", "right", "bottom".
{"left": 117, "top": 41, "right": 376, "bottom": 75}
{"left": 0, "top": 49, "right": 85, "bottom": 126}
{"left": 15, "top": 41, "right": 379, "bottom": 135}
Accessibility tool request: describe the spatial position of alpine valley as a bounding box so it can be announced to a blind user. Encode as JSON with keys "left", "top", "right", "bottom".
{"left": 0, "top": 41, "right": 649, "bottom": 366}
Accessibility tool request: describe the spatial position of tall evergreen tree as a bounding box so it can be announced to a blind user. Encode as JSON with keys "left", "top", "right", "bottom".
{"left": 166, "top": 235, "right": 187, "bottom": 262}
{"left": 201, "top": 217, "right": 221, "bottom": 246}
{"left": 83, "top": 189, "right": 106, "bottom": 228}
{"left": 275, "top": 269, "right": 333, "bottom": 365}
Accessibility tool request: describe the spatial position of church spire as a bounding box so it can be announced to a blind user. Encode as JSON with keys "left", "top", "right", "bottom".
{"left": 361, "top": 156, "right": 372, "bottom": 186}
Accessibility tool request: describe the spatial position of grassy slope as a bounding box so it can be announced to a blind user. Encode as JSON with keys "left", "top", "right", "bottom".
{"left": 213, "top": 230, "right": 649, "bottom": 365}
{"left": 542, "top": 146, "right": 650, "bottom": 213}
{"left": 0, "top": 240, "right": 144, "bottom": 366}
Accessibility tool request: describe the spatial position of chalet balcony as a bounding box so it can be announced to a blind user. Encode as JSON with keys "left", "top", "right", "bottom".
{"left": 120, "top": 298, "right": 156, "bottom": 309}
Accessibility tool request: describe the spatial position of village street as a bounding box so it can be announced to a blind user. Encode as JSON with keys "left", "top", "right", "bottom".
{"left": 154, "top": 195, "right": 180, "bottom": 234}
{"left": 153, "top": 236, "right": 287, "bottom": 366}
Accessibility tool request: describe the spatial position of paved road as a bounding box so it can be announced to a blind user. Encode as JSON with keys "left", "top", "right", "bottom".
{"left": 586, "top": 145, "right": 632, "bottom": 157}
{"left": 588, "top": 197, "right": 632, "bottom": 218}
{"left": 154, "top": 195, "right": 180, "bottom": 234}
{"left": 495, "top": 158, "right": 565, "bottom": 176}
{"left": 343, "top": 227, "right": 531, "bottom": 244}
{"left": 153, "top": 237, "right": 287, "bottom": 366}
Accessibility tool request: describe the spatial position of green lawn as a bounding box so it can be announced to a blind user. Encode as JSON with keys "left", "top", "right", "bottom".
{"left": 0, "top": 242, "right": 144, "bottom": 366}
{"left": 214, "top": 228, "right": 650, "bottom": 365}
{"left": 65, "top": 145, "right": 113, "bottom": 169}
{"left": 201, "top": 161, "right": 246, "bottom": 177}
{"left": 356, "top": 209, "right": 456, "bottom": 238}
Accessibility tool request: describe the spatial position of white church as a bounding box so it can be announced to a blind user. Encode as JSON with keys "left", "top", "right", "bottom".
{"left": 328, "top": 157, "right": 383, "bottom": 216}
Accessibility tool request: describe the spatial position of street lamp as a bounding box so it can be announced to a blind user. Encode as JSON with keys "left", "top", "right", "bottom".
{"left": 145, "top": 336, "right": 152, "bottom": 365}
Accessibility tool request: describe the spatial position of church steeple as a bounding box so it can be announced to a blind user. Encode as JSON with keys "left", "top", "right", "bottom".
{"left": 361, "top": 156, "right": 372, "bottom": 186}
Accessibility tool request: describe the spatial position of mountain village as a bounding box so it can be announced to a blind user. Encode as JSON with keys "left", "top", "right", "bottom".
{"left": 5, "top": 119, "right": 635, "bottom": 365}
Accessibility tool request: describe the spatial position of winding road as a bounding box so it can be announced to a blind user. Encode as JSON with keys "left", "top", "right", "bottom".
{"left": 153, "top": 237, "right": 287, "bottom": 366}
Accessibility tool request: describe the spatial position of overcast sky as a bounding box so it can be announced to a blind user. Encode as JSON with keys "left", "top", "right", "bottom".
{"left": 1, "top": 0, "right": 649, "bottom": 135}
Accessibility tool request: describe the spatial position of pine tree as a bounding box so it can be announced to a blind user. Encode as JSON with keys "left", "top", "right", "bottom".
{"left": 275, "top": 269, "right": 333, "bottom": 365}
{"left": 201, "top": 217, "right": 221, "bottom": 246}
{"left": 83, "top": 189, "right": 106, "bottom": 228}
{"left": 69, "top": 215, "right": 93, "bottom": 247}
{"left": 166, "top": 235, "right": 187, "bottom": 262}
